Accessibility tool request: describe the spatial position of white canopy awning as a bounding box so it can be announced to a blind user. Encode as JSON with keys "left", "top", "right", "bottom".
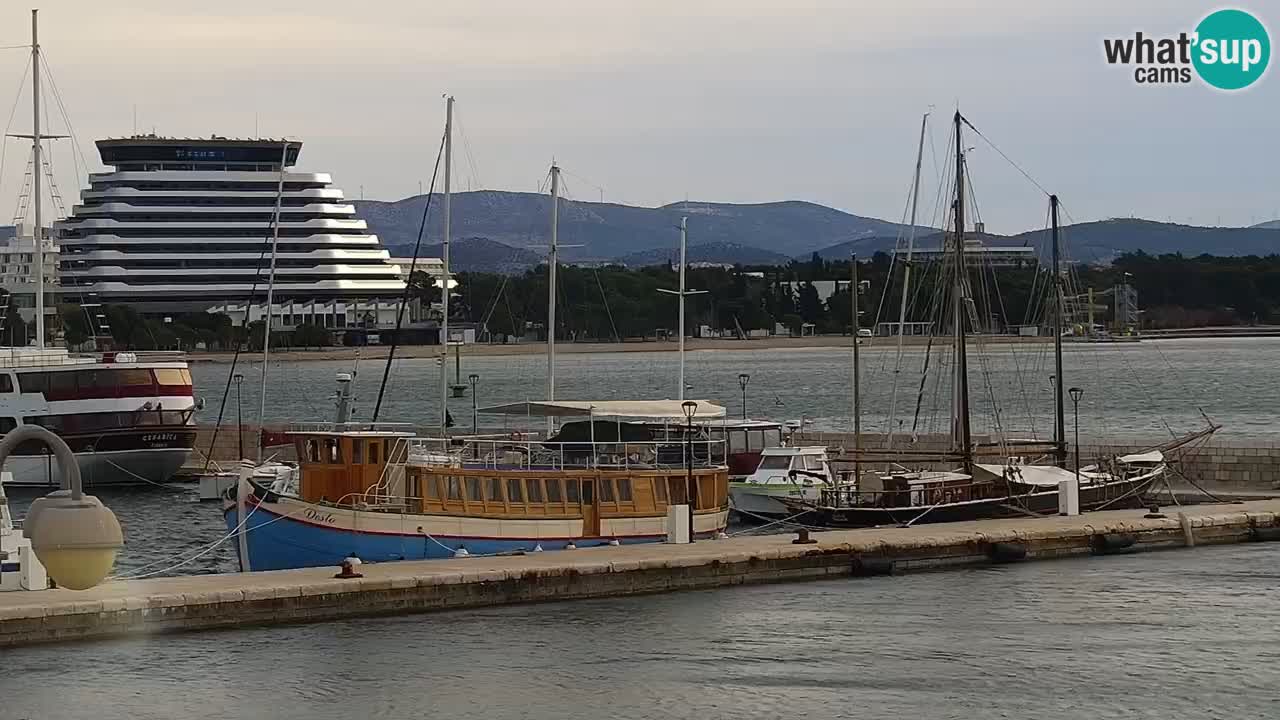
{"left": 977, "top": 464, "right": 1078, "bottom": 487}
{"left": 477, "top": 399, "right": 727, "bottom": 420}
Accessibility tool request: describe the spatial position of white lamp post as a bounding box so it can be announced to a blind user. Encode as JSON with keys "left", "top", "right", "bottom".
{"left": 3, "top": 425, "right": 123, "bottom": 590}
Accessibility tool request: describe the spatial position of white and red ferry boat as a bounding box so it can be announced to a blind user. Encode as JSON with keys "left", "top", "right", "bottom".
{"left": 0, "top": 347, "right": 196, "bottom": 487}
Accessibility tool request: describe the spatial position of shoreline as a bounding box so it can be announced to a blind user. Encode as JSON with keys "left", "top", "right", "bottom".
{"left": 187, "top": 334, "right": 1053, "bottom": 363}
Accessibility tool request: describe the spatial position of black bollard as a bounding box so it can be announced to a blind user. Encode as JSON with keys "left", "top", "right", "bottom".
{"left": 792, "top": 528, "right": 818, "bottom": 545}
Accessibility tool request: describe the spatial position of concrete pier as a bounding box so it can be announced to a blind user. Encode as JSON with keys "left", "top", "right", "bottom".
{"left": 3, "top": 500, "right": 1279, "bottom": 648}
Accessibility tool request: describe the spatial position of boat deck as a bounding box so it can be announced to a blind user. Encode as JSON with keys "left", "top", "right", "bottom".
{"left": 2, "top": 499, "right": 1279, "bottom": 648}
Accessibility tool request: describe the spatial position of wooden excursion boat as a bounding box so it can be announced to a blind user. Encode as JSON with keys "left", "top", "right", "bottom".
{"left": 224, "top": 400, "right": 732, "bottom": 572}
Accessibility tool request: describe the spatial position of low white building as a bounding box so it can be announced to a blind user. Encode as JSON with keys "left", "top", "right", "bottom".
{"left": 1, "top": 223, "right": 59, "bottom": 326}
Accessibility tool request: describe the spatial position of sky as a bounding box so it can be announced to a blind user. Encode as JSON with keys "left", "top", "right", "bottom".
{"left": 0, "top": 0, "right": 1276, "bottom": 235}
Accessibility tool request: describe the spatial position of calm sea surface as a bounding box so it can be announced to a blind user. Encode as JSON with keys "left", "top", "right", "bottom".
{"left": 189, "top": 337, "right": 1279, "bottom": 441}
{"left": 3, "top": 543, "right": 1278, "bottom": 720}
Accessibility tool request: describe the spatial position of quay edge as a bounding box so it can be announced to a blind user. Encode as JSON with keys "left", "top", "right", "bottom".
{"left": 2, "top": 500, "right": 1280, "bottom": 648}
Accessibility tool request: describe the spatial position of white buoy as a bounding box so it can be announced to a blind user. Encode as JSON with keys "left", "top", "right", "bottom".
{"left": 608, "top": 538, "right": 620, "bottom": 546}
{"left": 453, "top": 546, "right": 470, "bottom": 558}
{"left": 564, "top": 541, "right": 577, "bottom": 550}
{"left": 532, "top": 543, "right": 543, "bottom": 553}
{"left": 715, "top": 531, "right": 729, "bottom": 540}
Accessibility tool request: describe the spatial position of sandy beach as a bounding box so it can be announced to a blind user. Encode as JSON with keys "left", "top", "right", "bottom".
{"left": 187, "top": 334, "right": 1053, "bottom": 363}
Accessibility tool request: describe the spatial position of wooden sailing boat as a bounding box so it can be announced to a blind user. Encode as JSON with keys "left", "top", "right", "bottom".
{"left": 223, "top": 101, "right": 730, "bottom": 571}
{"left": 785, "top": 111, "right": 1218, "bottom": 528}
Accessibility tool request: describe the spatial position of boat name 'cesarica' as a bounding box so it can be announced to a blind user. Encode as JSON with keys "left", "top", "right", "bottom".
{"left": 142, "top": 433, "right": 178, "bottom": 443}
{"left": 304, "top": 508, "right": 337, "bottom": 525}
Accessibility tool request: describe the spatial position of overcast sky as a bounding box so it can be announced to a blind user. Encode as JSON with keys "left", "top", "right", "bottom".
{"left": 1, "top": 0, "right": 1275, "bottom": 234}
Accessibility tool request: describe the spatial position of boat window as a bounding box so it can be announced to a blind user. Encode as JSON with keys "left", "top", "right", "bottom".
{"left": 446, "top": 477, "right": 462, "bottom": 501}
{"left": 758, "top": 455, "right": 791, "bottom": 470}
{"left": 154, "top": 368, "right": 188, "bottom": 386}
{"left": 507, "top": 478, "right": 524, "bottom": 504}
{"left": 48, "top": 372, "right": 77, "bottom": 398}
{"left": 180, "top": 369, "right": 193, "bottom": 385}
{"left": 764, "top": 428, "right": 782, "bottom": 447}
{"left": 368, "top": 441, "right": 380, "bottom": 465}
{"left": 352, "top": 439, "right": 364, "bottom": 464}
{"left": 654, "top": 476, "right": 667, "bottom": 503}
{"left": 581, "top": 480, "right": 595, "bottom": 504}
{"left": 600, "top": 478, "right": 615, "bottom": 502}
{"left": 0, "top": 375, "right": 12, "bottom": 393}
{"left": 465, "top": 477, "right": 482, "bottom": 502}
{"left": 424, "top": 476, "right": 440, "bottom": 500}
{"left": 617, "top": 478, "right": 632, "bottom": 502}
{"left": 325, "top": 438, "right": 342, "bottom": 464}
{"left": 17, "top": 372, "right": 49, "bottom": 395}
{"left": 117, "top": 368, "right": 155, "bottom": 388}
{"left": 485, "top": 477, "right": 504, "bottom": 503}
{"left": 728, "top": 430, "right": 747, "bottom": 453}
{"left": 801, "top": 455, "right": 821, "bottom": 471}
{"left": 545, "top": 478, "right": 562, "bottom": 503}
{"left": 305, "top": 438, "right": 320, "bottom": 463}
{"left": 565, "top": 478, "right": 580, "bottom": 503}
{"left": 526, "top": 478, "right": 544, "bottom": 503}
{"left": 406, "top": 474, "right": 421, "bottom": 500}
{"left": 0, "top": 418, "right": 14, "bottom": 433}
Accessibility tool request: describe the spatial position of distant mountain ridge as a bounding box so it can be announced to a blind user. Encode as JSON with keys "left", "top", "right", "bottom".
{"left": 355, "top": 192, "right": 1280, "bottom": 272}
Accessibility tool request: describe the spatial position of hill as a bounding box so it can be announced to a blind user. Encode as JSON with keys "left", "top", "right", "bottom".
{"left": 614, "top": 241, "right": 791, "bottom": 268}
{"left": 354, "top": 191, "right": 925, "bottom": 263}
{"left": 1251, "top": 219, "right": 1280, "bottom": 230}
{"left": 387, "top": 236, "right": 543, "bottom": 274}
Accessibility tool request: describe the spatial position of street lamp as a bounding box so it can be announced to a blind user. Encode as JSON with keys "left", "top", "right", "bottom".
{"left": 468, "top": 373, "right": 480, "bottom": 435}
{"left": 737, "top": 373, "right": 750, "bottom": 420}
{"left": 1068, "top": 387, "right": 1084, "bottom": 485}
{"left": 681, "top": 399, "right": 698, "bottom": 544}
{"left": 2, "top": 425, "right": 123, "bottom": 590}
{"left": 233, "top": 373, "right": 245, "bottom": 460}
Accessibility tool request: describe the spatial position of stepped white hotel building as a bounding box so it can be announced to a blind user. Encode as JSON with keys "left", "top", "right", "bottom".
{"left": 55, "top": 136, "right": 409, "bottom": 320}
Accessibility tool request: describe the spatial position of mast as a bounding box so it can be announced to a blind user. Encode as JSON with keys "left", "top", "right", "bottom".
{"left": 255, "top": 140, "right": 289, "bottom": 463}
{"left": 677, "top": 216, "right": 687, "bottom": 400}
{"left": 885, "top": 112, "right": 929, "bottom": 451}
{"left": 1051, "top": 194, "right": 1066, "bottom": 467}
{"left": 850, "top": 253, "right": 861, "bottom": 477}
{"left": 30, "top": 10, "right": 43, "bottom": 349}
{"left": 951, "top": 111, "right": 972, "bottom": 468}
{"left": 547, "top": 163, "right": 560, "bottom": 403}
{"left": 440, "top": 96, "right": 453, "bottom": 434}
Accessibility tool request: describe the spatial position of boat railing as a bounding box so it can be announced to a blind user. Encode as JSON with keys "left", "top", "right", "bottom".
{"left": 403, "top": 436, "right": 728, "bottom": 471}
{"left": 819, "top": 479, "right": 1013, "bottom": 509}
{"left": 0, "top": 349, "right": 190, "bottom": 368}
{"left": 287, "top": 421, "right": 418, "bottom": 435}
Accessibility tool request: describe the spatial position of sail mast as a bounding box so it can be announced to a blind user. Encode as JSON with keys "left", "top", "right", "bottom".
{"left": 547, "top": 163, "right": 560, "bottom": 404}
{"left": 885, "top": 111, "right": 929, "bottom": 451}
{"left": 255, "top": 140, "right": 289, "bottom": 462}
{"left": 677, "top": 216, "right": 687, "bottom": 400}
{"left": 850, "top": 253, "right": 861, "bottom": 478}
{"left": 951, "top": 111, "right": 972, "bottom": 468}
{"left": 30, "top": 10, "right": 43, "bottom": 349}
{"left": 440, "top": 96, "right": 453, "bottom": 434}
{"left": 1051, "top": 194, "right": 1066, "bottom": 467}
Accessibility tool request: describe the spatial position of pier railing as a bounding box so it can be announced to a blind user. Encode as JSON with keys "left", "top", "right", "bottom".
{"left": 404, "top": 436, "right": 728, "bottom": 471}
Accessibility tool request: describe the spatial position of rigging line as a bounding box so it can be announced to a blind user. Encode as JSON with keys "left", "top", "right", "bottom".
{"left": 201, "top": 141, "right": 291, "bottom": 472}
{"left": 372, "top": 126, "right": 447, "bottom": 422}
{"left": 592, "top": 267, "right": 620, "bottom": 342}
{"left": 37, "top": 53, "right": 93, "bottom": 190}
{"left": 0, "top": 54, "right": 32, "bottom": 207}
{"left": 959, "top": 114, "right": 1051, "bottom": 197}
{"left": 0, "top": 44, "right": 30, "bottom": 50}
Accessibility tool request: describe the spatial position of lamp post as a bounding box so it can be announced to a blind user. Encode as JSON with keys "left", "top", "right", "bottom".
{"left": 1069, "top": 387, "right": 1084, "bottom": 486}
{"left": 681, "top": 399, "right": 697, "bottom": 543}
{"left": 468, "top": 373, "right": 479, "bottom": 435}
{"left": 1, "top": 425, "right": 123, "bottom": 590}
{"left": 233, "top": 372, "right": 245, "bottom": 460}
{"left": 737, "top": 373, "right": 750, "bottom": 420}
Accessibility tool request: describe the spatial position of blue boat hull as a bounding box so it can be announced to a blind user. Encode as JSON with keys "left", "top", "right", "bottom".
{"left": 224, "top": 502, "right": 698, "bottom": 572}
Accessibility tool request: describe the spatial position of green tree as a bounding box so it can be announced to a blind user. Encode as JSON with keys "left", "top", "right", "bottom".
{"left": 293, "top": 323, "right": 332, "bottom": 349}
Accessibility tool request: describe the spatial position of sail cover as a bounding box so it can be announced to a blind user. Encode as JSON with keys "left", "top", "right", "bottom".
{"left": 477, "top": 400, "right": 727, "bottom": 419}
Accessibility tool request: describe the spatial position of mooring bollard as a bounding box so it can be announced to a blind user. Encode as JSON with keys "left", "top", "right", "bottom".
{"left": 334, "top": 555, "right": 364, "bottom": 579}
{"left": 1144, "top": 503, "right": 1166, "bottom": 519}
{"left": 792, "top": 529, "right": 817, "bottom": 545}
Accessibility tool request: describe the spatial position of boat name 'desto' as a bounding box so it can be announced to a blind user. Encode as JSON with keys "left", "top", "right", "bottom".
{"left": 304, "top": 508, "right": 337, "bottom": 525}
